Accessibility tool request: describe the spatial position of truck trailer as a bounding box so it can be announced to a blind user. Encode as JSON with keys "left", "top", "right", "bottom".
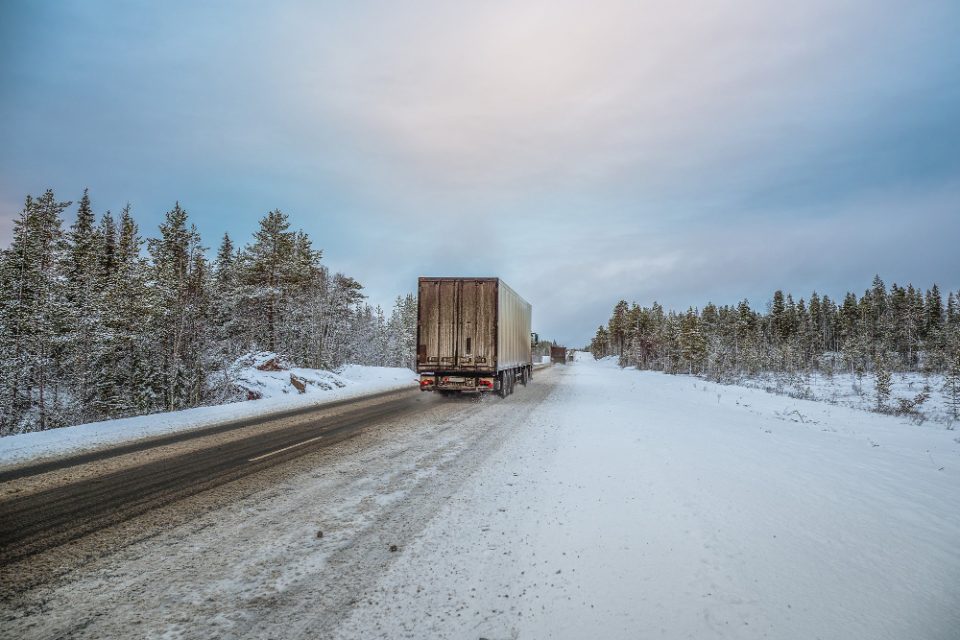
{"left": 550, "top": 346, "right": 567, "bottom": 364}
{"left": 417, "top": 277, "right": 532, "bottom": 397}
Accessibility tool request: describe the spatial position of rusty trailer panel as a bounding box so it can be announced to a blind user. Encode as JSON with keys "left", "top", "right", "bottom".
{"left": 417, "top": 277, "right": 531, "bottom": 375}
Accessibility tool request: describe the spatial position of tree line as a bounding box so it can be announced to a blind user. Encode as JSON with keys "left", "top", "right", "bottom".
{"left": 0, "top": 189, "right": 416, "bottom": 435}
{"left": 589, "top": 276, "right": 960, "bottom": 417}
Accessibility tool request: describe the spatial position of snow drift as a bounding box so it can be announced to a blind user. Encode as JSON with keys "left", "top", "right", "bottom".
{"left": 0, "top": 356, "right": 418, "bottom": 469}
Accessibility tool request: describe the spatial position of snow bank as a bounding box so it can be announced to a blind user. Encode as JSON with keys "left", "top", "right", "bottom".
{"left": 0, "top": 364, "right": 417, "bottom": 469}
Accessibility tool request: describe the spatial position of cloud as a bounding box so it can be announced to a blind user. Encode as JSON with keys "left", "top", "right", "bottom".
{"left": 268, "top": 0, "right": 955, "bottom": 199}
{"left": 0, "top": 0, "right": 957, "bottom": 346}
{"left": 525, "top": 180, "right": 960, "bottom": 344}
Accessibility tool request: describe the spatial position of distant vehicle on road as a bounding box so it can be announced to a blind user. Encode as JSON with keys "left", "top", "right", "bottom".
{"left": 550, "top": 346, "right": 567, "bottom": 364}
{"left": 417, "top": 278, "right": 532, "bottom": 397}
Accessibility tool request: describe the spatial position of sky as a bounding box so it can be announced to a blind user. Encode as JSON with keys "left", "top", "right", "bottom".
{"left": 1, "top": 0, "right": 958, "bottom": 346}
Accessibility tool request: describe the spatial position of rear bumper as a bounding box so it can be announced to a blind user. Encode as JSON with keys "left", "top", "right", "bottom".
{"left": 419, "top": 374, "right": 496, "bottom": 392}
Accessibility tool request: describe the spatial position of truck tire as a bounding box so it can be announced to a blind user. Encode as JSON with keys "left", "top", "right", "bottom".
{"left": 497, "top": 372, "right": 507, "bottom": 398}
{"left": 520, "top": 367, "right": 528, "bottom": 386}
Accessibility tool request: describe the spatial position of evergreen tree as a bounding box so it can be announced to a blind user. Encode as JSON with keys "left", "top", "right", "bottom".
{"left": 944, "top": 350, "right": 960, "bottom": 423}
{"left": 678, "top": 308, "right": 707, "bottom": 374}
{"left": 398, "top": 293, "right": 418, "bottom": 369}
{"left": 96, "top": 210, "right": 118, "bottom": 283}
{"left": 146, "top": 203, "right": 210, "bottom": 412}
{"left": 321, "top": 274, "right": 365, "bottom": 367}
{"left": 371, "top": 305, "right": 389, "bottom": 367}
{"left": 771, "top": 290, "right": 786, "bottom": 343}
{"left": 590, "top": 326, "right": 610, "bottom": 358}
{"left": 281, "top": 230, "right": 325, "bottom": 364}
{"left": 608, "top": 300, "right": 629, "bottom": 359}
{"left": 68, "top": 189, "right": 97, "bottom": 285}
{"left": 64, "top": 190, "right": 103, "bottom": 423}
{"left": 808, "top": 292, "right": 824, "bottom": 357}
{"left": 874, "top": 355, "right": 891, "bottom": 412}
{"left": 212, "top": 232, "right": 243, "bottom": 359}
{"left": 926, "top": 285, "right": 944, "bottom": 334}
{"left": 242, "top": 210, "right": 299, "bottom": 353}
{"left": 0, "top": 190, "right": 72, "bottom": 433}
{"left": 97, "top": 205, "right": 150, "bottom": 416}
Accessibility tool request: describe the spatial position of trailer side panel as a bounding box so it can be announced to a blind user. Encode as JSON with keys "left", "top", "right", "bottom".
{"left": 496, "top": 280, "right": 532, "bottom": 371}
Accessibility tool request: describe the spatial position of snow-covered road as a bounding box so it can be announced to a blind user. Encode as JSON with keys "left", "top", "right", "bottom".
{"left": 5, "top": 355, "right": 959, "bottom": 639}
{"left": 335, "top": 354, "right": 960, "bottom": 639}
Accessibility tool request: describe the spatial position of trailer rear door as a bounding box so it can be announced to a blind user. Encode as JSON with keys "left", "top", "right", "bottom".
{"left": 417, "top": 278, "right": 496, "bottom": 373}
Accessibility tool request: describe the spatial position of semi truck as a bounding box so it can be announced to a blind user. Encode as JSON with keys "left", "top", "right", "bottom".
{"left": 550, "top": 346, "right": 567, "bottom": 364}
{"left": 417, "top": 277, "right": 532, "bottom": 397}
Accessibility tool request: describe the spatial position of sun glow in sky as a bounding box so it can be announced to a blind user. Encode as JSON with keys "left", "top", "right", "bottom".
{"left": 1, "top": 0, "right": 958, "bottom": 344}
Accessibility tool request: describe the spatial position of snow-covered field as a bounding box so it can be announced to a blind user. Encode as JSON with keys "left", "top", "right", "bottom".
{"left": 0, "top": 363, "right": 417, "bottom": 469}
{"left": 6, "top": 354, "right": 959, "bottom": 639}
{"left": 732, "top": 369, "right": 957, "bottom": 426}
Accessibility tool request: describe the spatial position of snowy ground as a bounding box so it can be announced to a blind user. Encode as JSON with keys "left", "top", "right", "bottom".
{"left": 0, "top": 364, "right": 417, "bottom": 469}
{"left": 332, "top": 354, "right": 960, "bottom": 639}
{"left": 732, "top": 369, "right": 957, "bottom": 426}
{"left": 5, "top": 355, "right": 959, "bottom": 639}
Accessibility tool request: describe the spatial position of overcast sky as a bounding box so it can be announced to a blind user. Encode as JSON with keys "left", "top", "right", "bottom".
{"left": 1, "top": 0, "right": 958, "bottom": 345}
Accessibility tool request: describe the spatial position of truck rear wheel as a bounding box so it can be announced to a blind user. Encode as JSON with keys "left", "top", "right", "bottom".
{"left": 497, "top": 372, "right": 507, "bottom": 398}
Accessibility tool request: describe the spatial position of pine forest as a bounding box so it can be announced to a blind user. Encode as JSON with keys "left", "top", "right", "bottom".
{"left": 0, "top": 189, "right": 417, "bottom": 435}
{"left": 590, "top": 276, "right": 960, "bottom": 420}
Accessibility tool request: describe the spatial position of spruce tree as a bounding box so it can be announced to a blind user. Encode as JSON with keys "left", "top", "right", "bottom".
{"left": 873, "top": 355, "right": 891, "bottom": 412}
{"left": 64, "top": 190, "right": 102, "bottom": 422}
{"left": 808, "top": 292, "right": 824, "bottom": 357}
{"left": 771, "top": 290, "right": 786, "bottom": 343}
{"left": 242, "top": 210, "right": 299, "bottom": 354}
{"left": 98, "top": 205, "right": 150, "bottom": 416}
{"left": 944, "top": 350, "right": 960, "bottom": 423}
{"left": 926, "top": 285, "right": 944, "bottom": 334}
{"left": 212, "top": 232, "right": 243, "bottom": 363}
{"left": 146, "top": 203, "right": 210, "bottom": 412}
{"left": 590, "top": 326, "right": 609, "bottom": 359}
{"left": 947, "top": 292, "right": 958, "bottom": 328}
{"left": 68, "top": 189, "right": 97, "bottom": 285}
{"left": 679, "top": 308, "right": 707, "bottom": 374}
{"left": 0, "top": 190, "right": 72, "bottom": 432}
{"left": 282, "top": 230, "right": 324, "bottom": 363}
{"left": 96, "top": 210, "right": 118, "bottom": 283}
{"left": 609, "top": 300, "right": 629, "bottom": 358}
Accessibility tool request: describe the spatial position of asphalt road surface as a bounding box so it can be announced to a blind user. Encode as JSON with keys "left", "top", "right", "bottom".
{"left": 0, "top": 388, "right": 436, "bottom": 594}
